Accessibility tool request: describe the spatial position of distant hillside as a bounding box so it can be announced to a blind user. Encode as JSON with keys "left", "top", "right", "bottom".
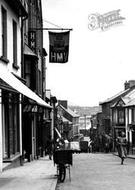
{"left": 69, "top": 105, "right": 101, "bottom": 117}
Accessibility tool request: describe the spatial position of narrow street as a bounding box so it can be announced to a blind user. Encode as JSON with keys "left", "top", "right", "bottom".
{"left": 56, "top": 153, "right": 135, "bottom": 190}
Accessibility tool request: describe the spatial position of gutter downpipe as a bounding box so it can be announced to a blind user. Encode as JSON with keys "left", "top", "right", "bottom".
{"left": 0, "top": 90, "right": 2, "bottom": 172}
{"left": 21, "top": 15, "right": 28, "bottom": 79}
{"left": 20, "top": 14, "right": 28, "bottom": 165}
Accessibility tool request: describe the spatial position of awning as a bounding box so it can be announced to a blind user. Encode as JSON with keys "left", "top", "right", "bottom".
{"left": 0, "top": 66, "right": 52, "bottom": 109}
{"left": 24, "top": 44, "right": 38, "bottom": 58}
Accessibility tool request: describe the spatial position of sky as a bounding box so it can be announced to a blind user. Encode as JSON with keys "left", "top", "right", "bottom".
{"left": 41, "top": 0, "right": 135, "bottom": 107}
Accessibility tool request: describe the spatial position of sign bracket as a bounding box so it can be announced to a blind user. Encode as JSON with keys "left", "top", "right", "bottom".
{"left": 29, "top": 28, "right": 73, "bottom": 31}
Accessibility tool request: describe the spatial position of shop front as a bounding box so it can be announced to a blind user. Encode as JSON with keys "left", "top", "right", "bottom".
{"left": 0, "top": 67, "right": 51, "bottom": 171}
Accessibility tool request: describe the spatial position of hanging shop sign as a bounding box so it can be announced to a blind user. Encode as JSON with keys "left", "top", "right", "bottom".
{"left": 49, "top": 31, "right": 70, "bottom": 63}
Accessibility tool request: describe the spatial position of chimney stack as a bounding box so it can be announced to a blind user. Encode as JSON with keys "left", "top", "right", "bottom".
{"left": 124, "top": 80, "right": 135, "bottom": 90}
{"left": 58, "top": 100, "right": 68, "bottom": 109}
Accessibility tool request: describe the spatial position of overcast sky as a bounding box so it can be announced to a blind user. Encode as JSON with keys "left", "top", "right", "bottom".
{"left": 41, "top": 0, "right": 135, "bottom": 107}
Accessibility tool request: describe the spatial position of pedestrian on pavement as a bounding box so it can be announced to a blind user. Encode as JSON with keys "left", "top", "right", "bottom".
{"left": 88, "top": 139, "right": 92, "bottom": 153}
{"left": 46, "top": 135, "right": 53, "bottom": 160}
{"left": 116, "top": 131, "right": 127, "bottom": 165}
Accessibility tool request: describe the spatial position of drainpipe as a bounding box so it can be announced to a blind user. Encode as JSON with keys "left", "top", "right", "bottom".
{"left": 125, "top": 108, "right": 128, "bottom": 139}
{"left": 0, "top": 90, "right": 2, "bottom": 172}
{"left": 19, "top": 94, "right": 23, "bottom": 165}
{"left": 50, "top": 96, "right": 57, "bottom": 141}
{"left": 20, "top": 15, "right": 28, "bottom": 165}
{"left": 21, "top": 15, "right": 28, "bottom": 78}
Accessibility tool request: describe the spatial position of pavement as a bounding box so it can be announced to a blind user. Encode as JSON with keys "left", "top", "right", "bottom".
{"left": 113, "top": 152, "right": 135, "bottom": 159}
{"left": 0, "top": 156, "right": 57, "bottom": 190}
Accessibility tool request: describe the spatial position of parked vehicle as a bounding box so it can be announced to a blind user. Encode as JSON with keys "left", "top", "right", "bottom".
{"left": 79, "top": 140, "right": 89, "bottom": 153}
{"left": 70, "top": 141, "right": 81, "bottom": 153}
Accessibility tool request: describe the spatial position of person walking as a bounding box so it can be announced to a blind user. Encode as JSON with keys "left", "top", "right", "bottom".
{"left": 46, "top": 136, "right": 53, "bottom": 160}
{"left": 116, "top": 131, "right": 127, "bottom": 165}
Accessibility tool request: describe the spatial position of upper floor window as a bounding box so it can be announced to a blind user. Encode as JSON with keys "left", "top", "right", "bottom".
{"left": 118, "top": 109, "right": 125, "bottom": 125}
{"left": 24, "top": 19, "right": 28, "bottom": 43}
{"left": 1, "top": 6, "right": 8, "bottom": 62}
{"left": 132, "top": 108, "right": 135, "bottom": 123}
{"left": 13, "top": 20, "right": 19, "bottom": 69}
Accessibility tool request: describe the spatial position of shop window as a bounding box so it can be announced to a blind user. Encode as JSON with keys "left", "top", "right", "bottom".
{"left": 2, "top": 91, "right": 20, "bottom": 159}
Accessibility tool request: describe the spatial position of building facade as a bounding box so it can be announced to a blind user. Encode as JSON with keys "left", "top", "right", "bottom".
{"left": 99, "top": 80, "right": 135, "bottom": 152}
{"left": 0, "top": 0, "right": 28, "bottom": 172}
{"left": 111, "top": 88, "right": 135, "bottom": 153}
{"left": 100, "top": 81, "right": 135, "bottom": 137}
{"left": 79, "top": 115, "right": 91, "bottom": 136}
{"left": 22, "top": 0, "right": 52, "bottom": 161}
{"left": 57, "top": 100, "right": 80, "bottom": 140}
{"left": 0, "top": 0, "right": 52, "bottom": 172}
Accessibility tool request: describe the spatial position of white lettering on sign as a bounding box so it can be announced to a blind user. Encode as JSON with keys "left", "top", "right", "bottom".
{"left": 28, "top": 31, "right": 36, "bottom": 52}
{"left": 50, "top": 52, "right": 68, "bottom": 63}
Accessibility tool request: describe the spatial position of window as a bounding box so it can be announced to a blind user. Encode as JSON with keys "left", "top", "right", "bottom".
{"left": 118, "top": 109, "right": 125, "bottom": 125}
{"left": 13, "top": 20, "right": 18, "bottom": 69}
{"left": 1, "top": 6, "right": 8, "bottom": 62}
{"left": 132, "top": 108, "right": 135, "bottom": 123}
{"left": 2, "top": 91, "right": 20, "bottom": 159}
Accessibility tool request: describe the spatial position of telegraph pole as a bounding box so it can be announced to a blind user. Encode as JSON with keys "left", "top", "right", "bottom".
{"left": 84, "top": 114, "right": 87, "bottom": 136}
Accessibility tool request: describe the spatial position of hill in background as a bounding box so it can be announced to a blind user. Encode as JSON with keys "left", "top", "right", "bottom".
{"left": 69, "top": 105, "right": 101, "bottom": 117}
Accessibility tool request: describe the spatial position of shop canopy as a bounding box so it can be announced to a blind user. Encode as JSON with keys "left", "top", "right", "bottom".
{"left": 24, "top": 44, "right": 38, "bottom": 58}
{"left": 0, "top": 66, "right": 52, "bottom": 109}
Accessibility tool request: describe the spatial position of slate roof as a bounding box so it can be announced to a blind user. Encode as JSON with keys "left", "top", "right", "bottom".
{"left": 59, "top": 104, "right": 80, "bottom": 117}
{"left": 111, "top": 88, "right": 135, "bottom": 107}
{"left": 125, "top": 98, "right": 135, "bottom": 107}
{"left": 99, "top": 87, "right": 135, "bottom": 105}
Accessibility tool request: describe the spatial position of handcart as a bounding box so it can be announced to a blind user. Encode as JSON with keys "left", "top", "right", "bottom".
{"left": 53, "top": 149, "right": 73, "bottom": 182}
